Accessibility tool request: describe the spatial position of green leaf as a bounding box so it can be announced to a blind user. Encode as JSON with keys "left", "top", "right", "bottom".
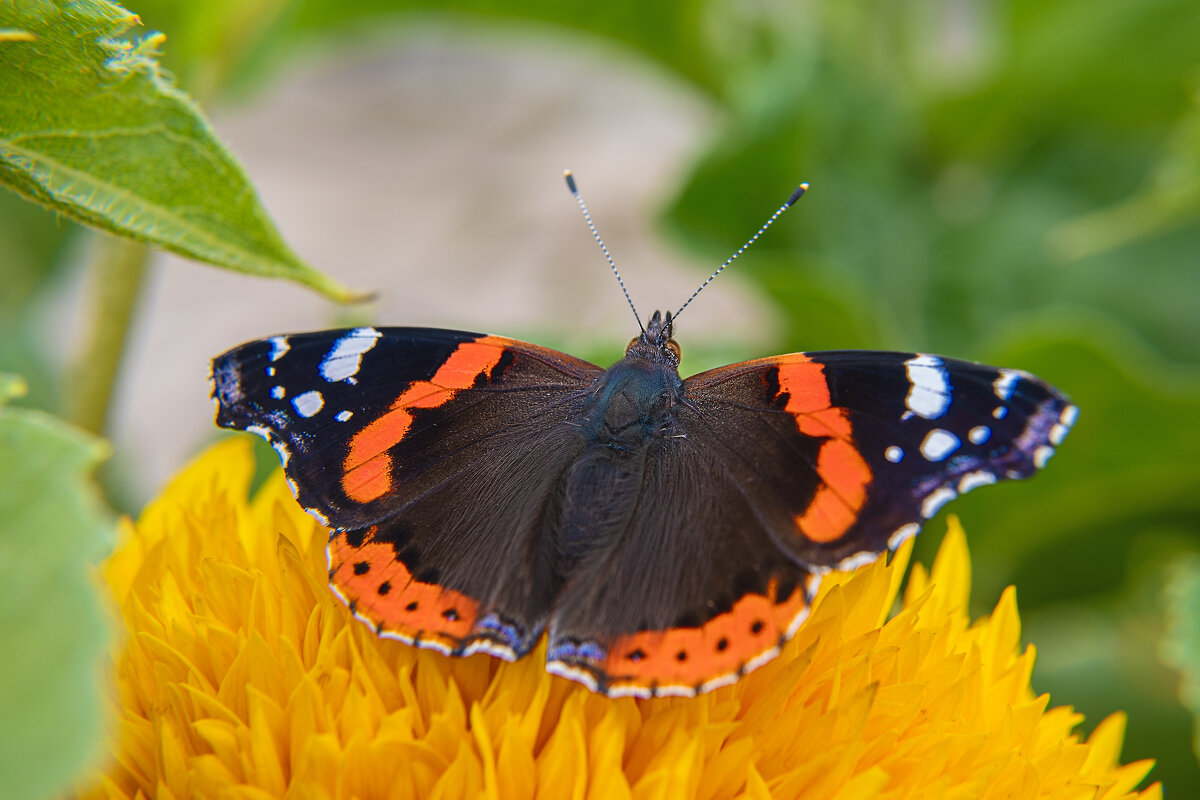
{"left": 0, "top": 373, "right": 115, "bottom": 800}
{"left": 0, "top": 0, "right": 365, "bottom": 302}
{"left": 1163, "top": 554, "right": 1200, "bottom": 764}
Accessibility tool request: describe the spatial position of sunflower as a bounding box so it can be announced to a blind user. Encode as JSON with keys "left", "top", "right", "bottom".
{"left": 76, "top": 439, "right": 1159, "bottom": 799}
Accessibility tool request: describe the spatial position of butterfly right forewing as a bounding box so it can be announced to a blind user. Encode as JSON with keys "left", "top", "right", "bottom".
{"left": 681, "top": 350, "right": 1077, "bottom": 570}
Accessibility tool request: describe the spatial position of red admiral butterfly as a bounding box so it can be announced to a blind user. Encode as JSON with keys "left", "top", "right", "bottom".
{"left": 211, "top": 175, "right": 1075, "bottom": 698}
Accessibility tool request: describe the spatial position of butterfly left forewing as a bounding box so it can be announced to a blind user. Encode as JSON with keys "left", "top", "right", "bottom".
{"left": 682, "top": 350, "right": 1077, "bottom": 570}
{"left": 212, "top": 326, "right": 602, "bottom": 529}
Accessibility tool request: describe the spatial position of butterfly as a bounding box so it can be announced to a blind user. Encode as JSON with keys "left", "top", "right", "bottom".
{"left": 209, "top": 176, "right": 1075, "bottom": 698}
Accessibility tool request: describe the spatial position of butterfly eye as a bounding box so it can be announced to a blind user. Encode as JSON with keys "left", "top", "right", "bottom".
{"left": 666, "top": 340, "right": 682, "bottom": 361}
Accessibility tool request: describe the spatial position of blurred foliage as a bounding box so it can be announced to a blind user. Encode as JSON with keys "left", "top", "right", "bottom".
{"left": 1162, "top": 556, "right": 1200, "bottom": 763}
{"left": 0, "top": 0, "right": 359, "bottom": 306}
{"left": 0, "top": 376, "right": 113, "bottom": 800}
{"left": 1, "top": 0, "right": 1197, "bottom": 793}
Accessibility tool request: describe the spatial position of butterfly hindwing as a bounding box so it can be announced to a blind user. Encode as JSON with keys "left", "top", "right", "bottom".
{"left": 212, "top": 327, "right": 604, "bottom": 656}
{"left": 546, "top": 430, "right": 820, "bottom": 697}
{"left": 682, "top": 351, "right": 1077, "bottom": 569}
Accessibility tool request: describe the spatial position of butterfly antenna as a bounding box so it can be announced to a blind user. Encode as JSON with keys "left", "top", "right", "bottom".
{"left": 673, "top": 182, "right": 809, "bottom": 322}
{"left": 564, "top": 169, "right": 644, "bottom": 333}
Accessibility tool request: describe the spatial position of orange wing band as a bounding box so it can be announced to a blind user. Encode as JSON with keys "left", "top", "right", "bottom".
{"left": 341, "top": 337, "right": 507, "bottom": 503}
{"left": 777, "top": 357, "right": 872, "bottom": 543}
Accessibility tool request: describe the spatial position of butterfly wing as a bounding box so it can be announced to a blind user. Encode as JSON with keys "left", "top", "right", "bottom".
{"left": 212, "top": 326, "right": 603, "bottom": 658}
{"left": 546, "top": 430, "right": 820, "bottom": 697}
{"left": 681, "top": 351, "right": 1077, "bottom": 569}
{"left": 545, "top": 349, "right": 1074, "bottom": 697}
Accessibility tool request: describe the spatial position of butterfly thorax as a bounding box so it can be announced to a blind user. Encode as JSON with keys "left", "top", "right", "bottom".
{"left": 585, "top": 357, "right": 684, "bottom": 448}
{"left": 582, "top": 311, "right": 685, "bottom": 450}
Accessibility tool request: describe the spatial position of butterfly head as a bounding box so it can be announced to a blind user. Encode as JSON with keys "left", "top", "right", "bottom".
{"left": 626, "top": 310, "right": 681, "bottom": 366}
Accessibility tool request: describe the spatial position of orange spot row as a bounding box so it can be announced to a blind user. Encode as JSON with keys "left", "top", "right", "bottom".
{"left": 342, "top": 337, "right": 507, "bottom": 502}
{"left": 329, "top": 530, "right": 479, "bottom": 641}
{"left": 601, "top": 577, "right": 808, "bottom": 691}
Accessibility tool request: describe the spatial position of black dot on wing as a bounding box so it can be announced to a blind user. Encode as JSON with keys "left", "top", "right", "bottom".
{"left": 676, "top": 650, "right": 688, "bottom": 662}
{"left": 442, "top": 608, "right": 459, "bottom": 622}
{"left": 751, "top": 620, "right": 765, "bottom": 635}
{"left": 378, "top": 581, "right": 391, "bottom": 595}
{"left": 353, "top": 561, "right": 369, "bottom": 575}
{"left": 405, "top": 601, "right": 419, "bottom": 612}
{"left": 627, "top": 649, "right": 646, "bottom": 663}
{"left": 716, "top": 638, "right": 729, "bottom": 652}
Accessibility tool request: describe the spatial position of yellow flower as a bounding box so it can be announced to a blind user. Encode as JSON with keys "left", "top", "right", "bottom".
{"left": 77, "top": 439, "right": 1160, "bottom": 799}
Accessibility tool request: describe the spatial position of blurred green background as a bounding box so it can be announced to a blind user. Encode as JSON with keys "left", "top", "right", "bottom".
{"left": 3, "top": 0, "right": 1199, "bottom": 793}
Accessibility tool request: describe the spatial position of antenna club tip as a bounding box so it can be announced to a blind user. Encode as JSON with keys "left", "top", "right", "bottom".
{"left": 786, "top": 182, "right": 810, "bottom": 206}
{"left": 563, "top": 170, "right": 578, "bottom": 194}
{"left": 782, "top": 181, "right": 811, "bottom": 206}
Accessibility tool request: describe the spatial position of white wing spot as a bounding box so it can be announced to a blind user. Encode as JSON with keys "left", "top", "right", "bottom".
{"left": 304, "top": 506, "right": 330, "bottom": 527}
{"left": 904, "top": 354, "right": 950, "bottom": 419}
{"left": 336, "top": 410, "right": 353, "bottom": 422}
{"left": 993, "top": 369, "right": 1019, "bottom": 401}
{"left": 993, "top": 406, "right": 1008, "bottom": 419}
{"left": 292, "top": 390, "right": 324, "bottom": 418}
{"left": 885, "top": 445, "right": 904, "bottom": 463}
{"left": 835, "top": 551, "right": 879, "bottom": 572}
{"left": 1049, "top": 405, "right": 1077, "bottom": 446}
{"left": 922, "top": 487, "right": 957, "bottom": 518}
{"left": 245, "top": 424, "right": 272, "bottom": 443}
{"left": 266, "top": 366, "right": 276, "bottom": 377}
{"left": 888, "top": 523, "right": 920, "bottom": 550}
{"left": 320, "top": 327, "right": 382, "bottom": 382}
{"left": 1060, "top": 405, "right": 1079, "bottom": 426}
{"left": 958, "top": 470, "right": 997, "bottom": 494}
{"left": 968, "top": 425, "right": 991, "bottom": 444}
{"left": 1033, "top": 445, "right": 1055, "bottom": 469}
{"left": 271, "top": 385, "right": 285, "bottom": 400}
{"left": 920, "top": 429, "right": 961, "bottom": 461}
{"left": 268, "top": 336, "right": 290, "bottom": 362}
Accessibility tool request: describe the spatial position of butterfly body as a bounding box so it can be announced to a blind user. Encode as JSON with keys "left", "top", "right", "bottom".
{"left": 211, "top": 311, "right": 1076, "bottom": 697}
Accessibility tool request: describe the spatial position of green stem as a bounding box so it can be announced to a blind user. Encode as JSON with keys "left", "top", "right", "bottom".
{"left": 68, "top": 235, "right": 151, "bottom": 436}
